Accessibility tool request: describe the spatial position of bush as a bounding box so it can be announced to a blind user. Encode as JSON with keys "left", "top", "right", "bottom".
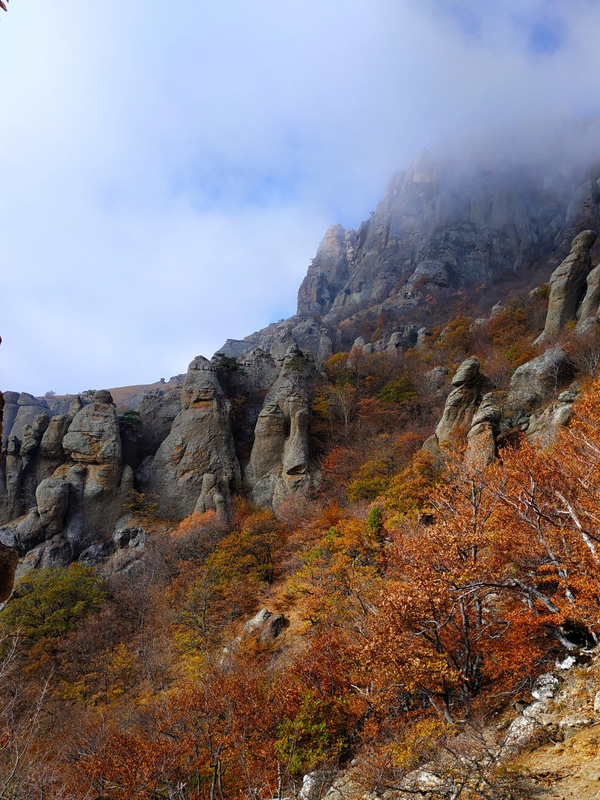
{"left": 0, "top": 564, "right": 107, "bottom": 644}
{"left": 376, "top": 376, "right": 418, "bottom": 405}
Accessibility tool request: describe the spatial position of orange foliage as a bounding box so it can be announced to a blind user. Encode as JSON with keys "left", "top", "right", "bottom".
{"left": 171, "top": 510, "right": 218, "bottom": 538}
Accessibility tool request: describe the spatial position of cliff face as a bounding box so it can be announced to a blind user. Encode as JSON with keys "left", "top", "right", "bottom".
{"left": 298, "top": 155, "right": 590, "bottom": 321}
{"left": 220, "top": 154, "right": 600, "bottom": 363}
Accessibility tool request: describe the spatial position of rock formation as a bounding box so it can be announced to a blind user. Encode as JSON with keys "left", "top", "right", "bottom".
{"left": 536, "top": 230, "right": 597, "bottom": 343}
{"left": 466, "top": 393, "right": 502, "bottom": 467}
{"left": 0, "top": 391, "right": 133, "bottom": 568}
{"left": 142, "top": 357, "right": 240, "bottom": 521}
{"left": 297, "top": 224, "right": 355, "bottom": 317}
{"left": 527, "top": 390, "right": 577, "bottom": 447}
{"left": 3, "top": 392, "right": 50, "bottom": 442}
{"left": 242, "top": 608, "right": 288, "bottom": 644}
{"left": 424, "top": 357, "right": 495, "bottom": 459}
{"left": 217, "top": 155, "right": 600, "bottom": 365}
{"left": 4, "top": 150, "right": 600, "bottom": 583}
{"left": 508, "top": 347, "right": 573, "bottom": 410}
{"left": 245, "top": 349, "right": 315, "bottom": 507}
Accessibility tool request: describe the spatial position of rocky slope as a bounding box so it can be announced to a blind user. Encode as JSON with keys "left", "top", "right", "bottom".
{"left": 3, "top": 152, "right": 600, "bottom": 589}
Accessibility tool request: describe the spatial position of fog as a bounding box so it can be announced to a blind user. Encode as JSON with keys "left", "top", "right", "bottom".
{"left": 1, "top": 0, "right": 600, "bottom": 395}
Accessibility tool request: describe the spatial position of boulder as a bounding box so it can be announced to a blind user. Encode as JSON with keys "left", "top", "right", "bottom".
{"left": 527, "top": 390, "right": 576, "bottom": 447}
{"left": 15, "top": 509, "right": 45, "bottom": 551}
{"left": 242, "top": 608, "right": 288, "bottom": 643}
{"left": 39, "top": 413, "right": 72, "bottom": 477}
{"left": 508, "top": 347, "right": 572, "bottom": 410}
{"left": 35, "top": 478, "right": 70, "bottom": 535}
{"left": 385, "top": 326, "right": 420, "bottom": 355}
{"left": 467, "top": 393, "right": 501, "bottom": 467}
{"left": 62, "top": 399, "right": 122, "bottom": 465}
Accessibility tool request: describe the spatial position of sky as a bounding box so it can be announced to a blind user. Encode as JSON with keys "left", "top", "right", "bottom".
{"left": 2, "top": 0, "right": 600, "bottom": 396}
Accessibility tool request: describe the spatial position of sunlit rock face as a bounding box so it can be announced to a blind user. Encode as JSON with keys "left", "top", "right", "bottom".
{"left": 142, "top": 357, "right": 241, "bottom": 521}
{"left": 244, "top": 347, "right": 316, "bottom": 508}
{"left": 423, "top": 357, "right": 496, "bottom": 462}
{"left": 0, "top": 392, "right": 132, "bottom": 570}
{"left": 536, "top": 230, "right": 597, "bottom": 343}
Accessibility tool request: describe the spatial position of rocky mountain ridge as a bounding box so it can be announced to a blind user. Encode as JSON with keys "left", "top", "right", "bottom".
{"left": 220, "top": 152, "right": 600, "bottom": 362}
{"left": 3, "top": 152, "right": 600, "bottom": 584}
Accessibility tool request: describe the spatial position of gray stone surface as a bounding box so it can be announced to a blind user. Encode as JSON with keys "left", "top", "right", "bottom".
{"left": 35, "top": 478, "right": 69, "bottom": 535}
{"left": 434, "top": 358, "right": 494, "bottom": 445}
{"left": 536, "top": 230, "right": 597, "bottom": 343}
{"left": 297, "top": 223, "right": 355, "bottom": 316}
{"left": 242, "top": 608, "right": 288, "bottom": 643}
{"left": 467, "top": 393, "right": 501, "bottom": 467}
{"left": 143, "top": 356, "right": 241, "bottom": 520}
{"left": 62, "top": 400, "right": 122, "bottom": 465}
{"left": 5, "top": 393, "right": 50, "bottom": 442}
{"left": 508, "top": 347, "right": 572, "bottom": 409}
{"left": 578, "top": 262, "right": 600, "bottom": 323}
{"left": 245, "top": 352, "right": 316, "bottom": 507}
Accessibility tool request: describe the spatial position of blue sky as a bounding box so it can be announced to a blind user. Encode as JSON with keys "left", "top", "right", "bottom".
{"left": 1, "top": 0, "right": 600, "bottom": 395}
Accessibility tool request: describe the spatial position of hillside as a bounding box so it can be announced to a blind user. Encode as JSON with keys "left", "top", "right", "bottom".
{"left": 2, "top": 150, "right": 600, "bottom": 797}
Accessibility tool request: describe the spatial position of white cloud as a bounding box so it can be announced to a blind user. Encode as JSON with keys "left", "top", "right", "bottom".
{"left": 1, "top": 0, "right": 600, "bottom": 394}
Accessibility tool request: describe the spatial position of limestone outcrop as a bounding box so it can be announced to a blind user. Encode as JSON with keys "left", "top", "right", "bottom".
{"left": 527, "top": 389, "right": 577, "bottom": 447}
{"left": 142, "top": 357, "right": 240, "bottom": 521}
{"left": 134, "top": 388, "right": 181, "bottom": 464}
{"left": 297, "top": 224, "right": 355, "bottom": 316}
{"left": 578, "top": 262, "right": 600, "bottom": 323}
{"left": 245, "top": 350, "right": 316, "bottom": 507}
{"left": 242, "top": 608, "right": 288, "bottom": 644}
{"left": 3, "top": 392, "right": 50, "bottom": 442}
{"left": 466, "top": 393, "right": 502, "bottom": 467}
{"left": 0, "top": 391, "right": 133, "bottom": 567}
{"left": 219, "top": 156, "right": 598, "bottom": 364}
{"left": 536, "top": 230, "right": 597, "bottom": 343}
{"left": 218, "top": 316, "right": 333, "bottom": 365}
{"left": 5, "top": 151, "right": 600, "bottom": 588}
{"left": 424, "top": 358, "right": 495, "bottom": 458}
{"left": 508, "top": 347, "right": 573, "bottom": 410}
{"left": 301, "top": 156, "right": 574, "bottom": 324}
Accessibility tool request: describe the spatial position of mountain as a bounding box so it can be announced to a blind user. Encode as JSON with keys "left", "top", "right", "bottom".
{"left": 4, "top": 145, "right": 600, "bottom": 797}
{"left": 2, "top": 148, "right": 600, "bottom": 571}
{"left": 220, "top": 149, "right": 600, "bottom": 359}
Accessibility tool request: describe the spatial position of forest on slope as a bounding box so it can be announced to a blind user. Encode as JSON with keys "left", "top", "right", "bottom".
{"left": 2, "top": 284, "right": 600, "bottom": 798}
